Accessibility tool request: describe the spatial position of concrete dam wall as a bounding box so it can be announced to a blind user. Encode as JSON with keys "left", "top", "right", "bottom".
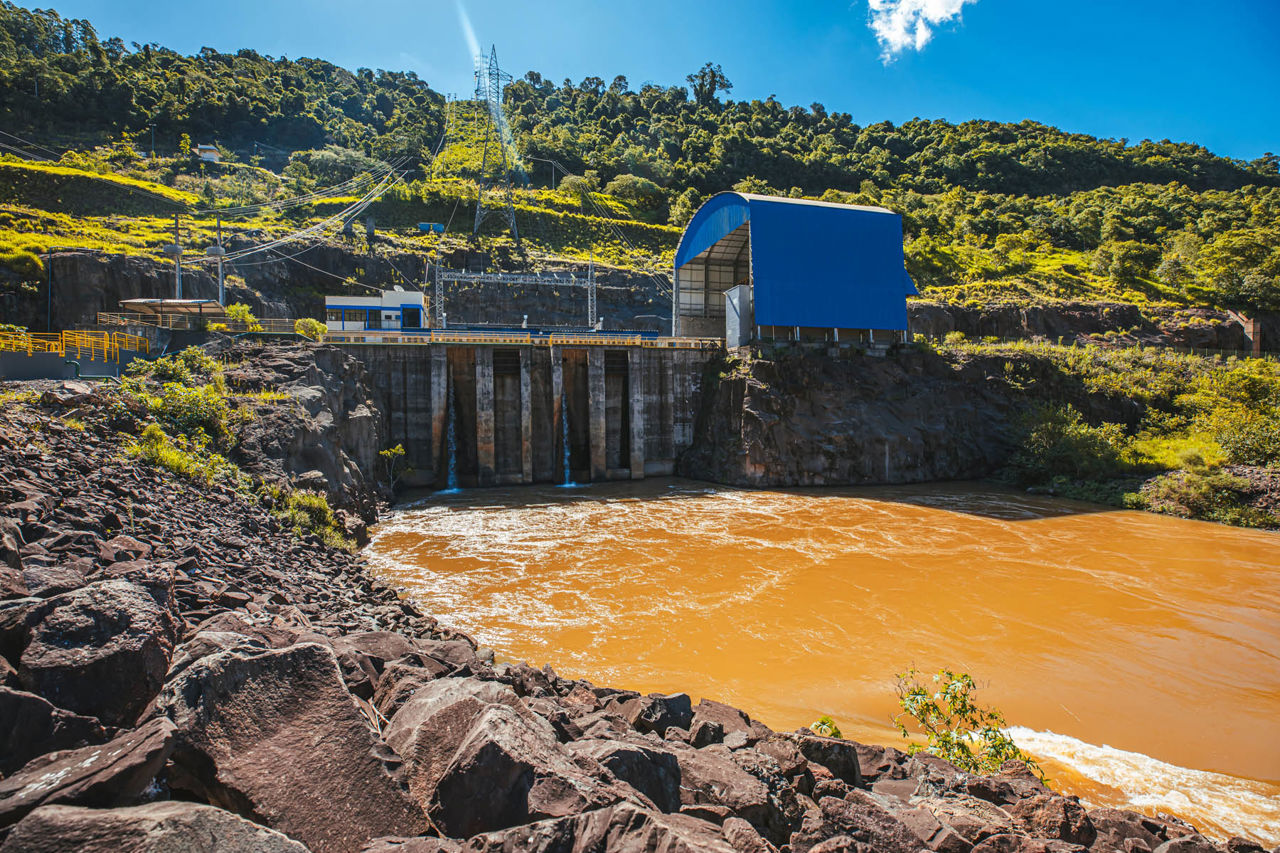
{"left": 345, "top": 344, "right": 714, "bottom": 489}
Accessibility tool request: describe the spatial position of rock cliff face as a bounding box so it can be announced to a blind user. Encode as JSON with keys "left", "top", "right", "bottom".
{"left": 679, "top": 346, "right": 1139, "bottom": 488}
{"left": 219, "top": 342, "right": 389, "bottom": 526}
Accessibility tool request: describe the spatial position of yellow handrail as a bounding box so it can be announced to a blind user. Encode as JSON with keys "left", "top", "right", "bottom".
{"left": 0, "top": 329, "right": 149, "bottom": 361}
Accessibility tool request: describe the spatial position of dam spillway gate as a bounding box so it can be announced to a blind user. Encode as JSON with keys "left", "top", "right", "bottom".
{"left": 339, "top": 341, "right": 719, "bottom": 489}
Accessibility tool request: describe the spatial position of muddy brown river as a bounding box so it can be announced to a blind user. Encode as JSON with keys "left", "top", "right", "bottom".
{"left": 367, "top": 479, "right": 1280, "bottom": 843}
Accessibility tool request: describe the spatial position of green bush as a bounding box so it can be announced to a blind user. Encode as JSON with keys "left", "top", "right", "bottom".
{"left": 894, "top": 668, "right": 1046, "bottom": 781}
{"left": 125, "top": 423, "right": 244, "bottom": 487}
{"left": 143, "top": 381, "right": 231, "bottom": 445}
{"left": 809, "top": 715, "right": 842, "bottom": 738}
{"left": 1137, "top": 470, "right": 1275, "bottom": 527}
{"left": 127, "top": 346, "right": 220, "bottom": 384}
{"left": 225, "top": 303, "right": 263, "bottom": 332}
{"left": 1007, "top": 404, "right": 1126, "bottom": 484}
{"left": 277, "top": 490, "right": 354, "bottom": 551}
{"left": 1210, "top": 408, "right": 1280, "bottom": 466}
{"left": 294, "top": 317, "right": 327, "bottom": 340}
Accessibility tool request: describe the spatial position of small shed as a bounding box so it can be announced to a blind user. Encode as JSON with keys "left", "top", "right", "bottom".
{"left": 673, "top": 192, "right": 917, "bottom": 345}
{"left": 195, "top": 144, "right": 221, "bottom": 164}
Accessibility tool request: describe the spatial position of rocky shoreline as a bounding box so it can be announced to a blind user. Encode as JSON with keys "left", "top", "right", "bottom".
{"left": 0, "top": 364, "right": 1272, "bottom": 852}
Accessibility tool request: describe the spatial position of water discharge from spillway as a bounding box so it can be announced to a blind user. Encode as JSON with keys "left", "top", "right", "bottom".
{"left": 444, "top": 381, "right": 459, "bottom": 492}
{"left": 367, "top": 480, "right": 1280, "bottom": 844}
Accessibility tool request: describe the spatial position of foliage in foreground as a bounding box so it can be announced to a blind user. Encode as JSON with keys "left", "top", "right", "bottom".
{"left": 894, "top": 668, "right": 1046, "bottom": 782}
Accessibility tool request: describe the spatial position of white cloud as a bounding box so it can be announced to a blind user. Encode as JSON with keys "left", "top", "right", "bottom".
{"left": 867, "top": 0, "right": 978, "bottom": 61}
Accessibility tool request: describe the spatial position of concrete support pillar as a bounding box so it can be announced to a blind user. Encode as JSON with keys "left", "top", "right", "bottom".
{"left": 475, "top": 347, "right": 495, "bottom": 487}
{"left": 519, "top": 347, "right": 533, "bottom": 484}
{"left": 550, "top": 345, "right": 564, "bottom": 483}
{"left": 628, "top": 347, "right": 645, "bottom": 480}
{"left": 588, "top": 347, "right": 606, "bottom": 482}
{"left": 430, "top": 346, "right": 447, "bottom": 486}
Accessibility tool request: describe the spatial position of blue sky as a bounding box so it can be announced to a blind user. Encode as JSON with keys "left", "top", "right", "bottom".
{"left": 28, "top": 0, "right": 1280, "bottom": 161}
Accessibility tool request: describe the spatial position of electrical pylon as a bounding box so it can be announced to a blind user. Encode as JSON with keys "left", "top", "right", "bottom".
{"left": 471, "top": 45, "right": 521, "bottom": 249}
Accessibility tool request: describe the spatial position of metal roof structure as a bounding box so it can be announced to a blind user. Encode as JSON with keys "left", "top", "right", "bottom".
{"left": 673, "top": 192, "right": 917, "bottom": 336}
{"left": 118, "top": 298, "right": 226, "bottom": 317}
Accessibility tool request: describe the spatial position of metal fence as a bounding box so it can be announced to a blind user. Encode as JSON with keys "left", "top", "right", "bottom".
{"left": 97, "top": 312, "right": 299, "bottom": 335}
{"left": 0, "top": 330, "right": 150, "bottom": 362}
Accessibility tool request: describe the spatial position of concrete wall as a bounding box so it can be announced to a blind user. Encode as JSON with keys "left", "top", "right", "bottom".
{"left": 344, "top": 343, "right": 714, "bottom": 489}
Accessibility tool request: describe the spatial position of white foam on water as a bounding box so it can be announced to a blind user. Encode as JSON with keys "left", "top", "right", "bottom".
{"left": 1007, "top": 727, "right": 1280, "bottom": 846}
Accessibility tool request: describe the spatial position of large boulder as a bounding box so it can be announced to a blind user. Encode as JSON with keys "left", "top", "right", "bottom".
{"left": 160, "top": 641, "right": 424, "bottom": 853}
{"left": 430, "top": 703, "right": 631, "bottom": 836}
{"left": 789, "top": 792, "right": 925, "bottom": 853}
{"left": 568, "top": 738, "right": 683, "bottom": 813}
{"left": 18, "top": 579, "right": 178, "bottom": 726}
{"left": 971, "top": 836, "right": 1087, "bottom": 853}
{"left": 1009, "top": 795, "right": 1096, "bottom": 846}
{"left": 671, "top": 743, "right": 802, "bottom": 845}
{"left": 1086, "top": 808, "right": 1168, "bottom": 853}
{"left": 0, "top": 717, "right": 174, "bottom": 828}
{"left": 0, "top": 685, "right": 108, "bottom": 774}
{"left": 383, "top": 677, "right": 543, "bottom": 808}
{"left": 0, "top": 802, "right": 309, "bottom": 852}
{"left": 618, "top": 691, "right": 694, "bottom": 737}
{"left": 462, "top": 803, "right": 741, "bottom": 853}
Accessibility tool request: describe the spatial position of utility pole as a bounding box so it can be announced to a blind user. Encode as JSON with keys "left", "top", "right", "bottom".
{"left": 45, "top": 250, "right": 53, "bottom": 332}
{"left": 163, "top": 214, "right": 183, "bottom": 299}
{"left": 587, "top": 253, "right": 596, "bottom": 330}
{"left": 207, "top": 215, "right": 226, "bottom": 305}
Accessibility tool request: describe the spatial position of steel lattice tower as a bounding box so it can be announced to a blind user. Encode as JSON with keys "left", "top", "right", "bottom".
{"left": 472, "top": 45, "right": 521, "bottom": 249}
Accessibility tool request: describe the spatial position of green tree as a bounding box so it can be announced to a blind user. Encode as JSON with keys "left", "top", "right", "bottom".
{"left": 894, "top": 668, "right": 1046, "bottom": 781}
{"left": 686, "top": 62, "right": 732, "bottom": 108}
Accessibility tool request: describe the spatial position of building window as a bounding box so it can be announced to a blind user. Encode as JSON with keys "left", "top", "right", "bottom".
{"left": 326, "top": 309, "right": 342, "bottom": 322}
{"left": 366, "top": 309, "right": 382, "bottom": 329}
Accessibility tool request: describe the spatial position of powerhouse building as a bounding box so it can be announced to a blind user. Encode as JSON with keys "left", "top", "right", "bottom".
{"left": 673, "top": 192, "right": 918, "bottom": 346}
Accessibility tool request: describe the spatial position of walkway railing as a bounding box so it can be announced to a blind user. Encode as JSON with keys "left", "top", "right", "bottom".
{"left": 0, "top": 330, "right": 150, "bottom": 362}
{"left": 97, "top": 312, "right": 298, "bottom": 334}
{"left": 320, "top": 330, "right": 722, "bottom": 349}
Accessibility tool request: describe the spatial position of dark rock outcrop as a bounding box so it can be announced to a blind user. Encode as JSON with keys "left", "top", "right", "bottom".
{"left": 0, "top": 802, "right": 309, "bottom": 852}
{"left": 0, "top": 717, "right": 175, "bottom": 828}
{"left": 0, "top": 686, "right": 108, "bottom": 774}
{"left": 18, "top": 577, "right": 179, "bottom": 727}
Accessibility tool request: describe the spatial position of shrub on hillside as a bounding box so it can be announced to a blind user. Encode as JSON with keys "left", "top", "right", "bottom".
{"left": 225, "top": 302, "right": 263, "bottom": 332}
{"left": 1006, "top": 404, "right": 1126, "bottom": 484}
{"left": 294, "top": 317, "right": 327, "bottom": 340}
{"left": 1134, "top": 470, "right": 1275, "bottom": 528}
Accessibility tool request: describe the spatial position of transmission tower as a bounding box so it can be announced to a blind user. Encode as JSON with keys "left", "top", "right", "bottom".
{"left": 471, "top": 45, "right": 521, "bottom": 249}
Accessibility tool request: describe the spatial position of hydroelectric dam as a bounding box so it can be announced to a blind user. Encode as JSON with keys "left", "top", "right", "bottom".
{"left": 340, "top": 337, "right": 718, "bottom": 489}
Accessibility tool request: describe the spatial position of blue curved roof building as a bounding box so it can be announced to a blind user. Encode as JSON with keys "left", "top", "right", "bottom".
{"left": 673, "top": 192, "right": 917, "bottom": 345}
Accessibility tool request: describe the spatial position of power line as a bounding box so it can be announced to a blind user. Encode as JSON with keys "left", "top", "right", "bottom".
{"left": 0, "top": 129, "right": 63, "bottom": 159}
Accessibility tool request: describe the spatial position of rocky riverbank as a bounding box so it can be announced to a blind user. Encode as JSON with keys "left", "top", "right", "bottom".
{"left": 0, "top": 356, "right": 1271, "bottom": 852}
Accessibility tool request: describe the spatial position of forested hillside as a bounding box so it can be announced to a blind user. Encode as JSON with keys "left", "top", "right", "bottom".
{"left": 1, "top": 1, "right": 1278, "bottom": 313}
